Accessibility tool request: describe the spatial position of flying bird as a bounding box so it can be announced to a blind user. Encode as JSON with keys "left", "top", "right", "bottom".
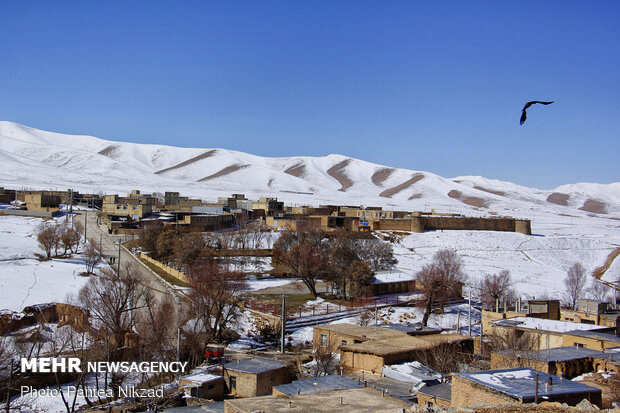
{"left": 520, "top": 100, "right": 553, "bottom": 125}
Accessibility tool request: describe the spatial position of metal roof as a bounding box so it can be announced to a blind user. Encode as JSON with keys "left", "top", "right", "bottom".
{"left": 564, "top": 330, "right": 620, "bottom": 344}
{"left": 273, "top": 375, "right": 360, "bottom": 395}
{"left": 494, "top": 346, "right": 603, "bottom": 363}
{"left": 453, "top": 368, "right": 601, "bottom": 400}
{"left": 417, "top": 382, "right": 452, "bottom": 401}
{"left": 223, "top": 357, "right": 285, "bottom": 374}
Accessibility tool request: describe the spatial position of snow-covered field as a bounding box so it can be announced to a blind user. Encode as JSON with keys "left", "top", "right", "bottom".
{"left": 385, "top": 217, "right": 620, "bottom": 298}
{"left": 0, "top": 215, "right": 94, "bottom": 311}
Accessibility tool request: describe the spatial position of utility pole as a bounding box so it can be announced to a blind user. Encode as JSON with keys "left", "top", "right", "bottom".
{"left": 456, "top": 310, "right": 460, "bottom": 334}
{"left": 117, "top": 240, "right": 121, "bottom": 275}
{"left": 84, "top": 210, "right": 87, "bottom": 242}
{"left": 281, "top": 295, "right": 286, "bottom": 353}
{"left": 176, "top": 327, "right": 181, "bottom": 380}
{"left": 535, "top": 372, "right": 539, "bottom": 403}
{"left": 468, "top": 288, "right": 472, "bottom": 337}
{"left": 374, "top": 299, "right": 378, "bottom": 326}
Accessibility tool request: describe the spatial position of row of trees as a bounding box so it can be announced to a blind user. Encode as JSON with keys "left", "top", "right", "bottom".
{"left": 35, "top": 219, "right": 102, "bottom": 274}
{"left": 272, "top": 230, "right": 397, "bottom": 298}
{"left": 138, "top": 221, "right": 273, "bottom": 273}
{"left": 36, "top": 220, "right": 83, "bottom": 259}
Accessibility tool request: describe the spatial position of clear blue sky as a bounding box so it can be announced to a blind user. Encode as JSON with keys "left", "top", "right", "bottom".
{"left": 2, "top": 2, "right": 619, "bottom": 188}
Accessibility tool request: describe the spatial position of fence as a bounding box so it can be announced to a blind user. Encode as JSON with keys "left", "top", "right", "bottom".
{"left": 138, "top": 252, "right": 191, "bottom": 284}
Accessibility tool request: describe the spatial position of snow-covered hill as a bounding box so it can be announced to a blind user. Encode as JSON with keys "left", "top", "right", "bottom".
{"left": 0, "top": 121, "right": 618, "bottom": 219}
{"left": 1, "top": 121, "right": 619, "bottom": 307}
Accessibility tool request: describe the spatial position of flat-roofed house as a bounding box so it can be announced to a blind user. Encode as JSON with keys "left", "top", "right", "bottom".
{"left": 223, "top": 357, "right": 291, "bottom": 398}
{"left": 178, "top": 371, "right": 225, "bottom": 400}
{"left": 451, "top": 368, "right": 602, "bottom": 408}
{"left": 491, "top": 346, "right": 604, "bottom": 378}
{"left": 224, "top": 387, "right": 411, "bottom": 413}
{"left": 490, "top": 317, "right": 613, "bottom": 350}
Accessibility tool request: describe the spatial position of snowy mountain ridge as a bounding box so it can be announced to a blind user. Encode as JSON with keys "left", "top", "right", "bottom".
{"left": 0, "top": 121, "right": 618, "bottom": 217}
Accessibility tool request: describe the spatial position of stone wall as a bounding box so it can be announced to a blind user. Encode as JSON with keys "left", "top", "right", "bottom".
{"left": 138, "top": 252, "right": 191, "bottom": 284}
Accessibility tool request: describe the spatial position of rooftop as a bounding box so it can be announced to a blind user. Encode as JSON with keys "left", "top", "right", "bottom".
{"left": 492, "top": 317, "right": 609, "bottom": 333}
{"left": 372, "top": 270, "right": 416, "bottom": 284}
{"left": 224, "top": 388, "right": 411, "bottom": 412}
{"left": 417, "top": 382, "right": 452, "bottom": 401}
{"left": 453, "top": 368, "right": 601, "bottom": 400}
{"left": 494, "top": 346, "right": 606, "bottom": 363}
{"left": 314, "top": 323, "right": 404, "bottom": 341}
{"left": 563, "top": 330, "right": 620, "bottom": 345}
{"left": 223, "top": 357, "right": 285, "bottom": 374}
{"left": 381, "top": 360, "right": 441, "bottom": 385}
{"left": 179, "top": 372, "right": 222, "bottom": 385}
{"left": 272, "top": 375, "right": 360, "bottom": 395}
{"left": 341, "top": 333, "right": 470, "bottom": 356}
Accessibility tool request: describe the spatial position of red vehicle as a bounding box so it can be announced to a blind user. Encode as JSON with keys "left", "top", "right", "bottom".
{"left": 204, "top": 343, "right": 225, "bottom": 359}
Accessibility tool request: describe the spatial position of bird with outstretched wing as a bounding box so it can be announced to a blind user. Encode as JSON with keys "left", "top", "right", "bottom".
{"left": 520, "top": 100, "right": 553, "bottom": 125}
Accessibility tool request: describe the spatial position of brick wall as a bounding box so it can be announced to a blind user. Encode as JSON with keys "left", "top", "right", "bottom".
{"left": 451, "top": 375, "right": 517, "bottom": 407}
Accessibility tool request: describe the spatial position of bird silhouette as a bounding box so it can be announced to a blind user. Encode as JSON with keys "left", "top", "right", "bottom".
{"left": 520, "top": 100, "right": 553, "bottom": 125}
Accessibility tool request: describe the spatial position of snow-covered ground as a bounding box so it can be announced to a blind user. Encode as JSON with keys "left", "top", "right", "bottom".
{"left": 0, "top": 215, "right": 97, "bottom": 311}
{"left": 380, "top": 210, "right": 620, "bottom": 298}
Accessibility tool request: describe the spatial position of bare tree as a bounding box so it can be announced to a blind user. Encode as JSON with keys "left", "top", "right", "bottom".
{"left": 313, "top": 341, "right": 338, "bottom": 375}
{"left": 36, "top": 222, "right": 58, "bottom": 259}
{"left": 356, "top": 238, "right": 397, "bottom": 272}
{"left": 565, "top": 263, "right": 587, "bottom": 310}
{"left": 173, "top": 232, "right": 205, "bottom": 272}
{"left": 279, "top": 240, "right": 328, "bottom": 298}
{"left": 417, "top": 249, "right": 466, "bottom": 326}
{"left": 413, "top": 343, "right": 463, "bottom": 382}
{"left": 188, "top": 259, "right": 247, "bottom": 342}
{"left": 487, "top": 328, "right": 540, "bottom": 367}
{"left": 78, "top": 264, "right": 145, "bottom": 350}
{"left": 589, "top": 279, "right": 609, "bottom": 302}
{"left": 479, "top": 270, "right": 513, "bottom": 310}
{"left": 83, "top": 242, "right": 101, "bottom": 274}
{"left": 348, "top": 260, "right": 374, "bottom": 298}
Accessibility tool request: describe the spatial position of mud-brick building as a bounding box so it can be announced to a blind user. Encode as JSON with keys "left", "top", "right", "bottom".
{"left": 562, "top": 329, "right": 620, "bottom": 351}
{"left": 313, "top": 323, "right": 470, "bottom": 374}
{"left": 224, "top": 387, "right": 411, "bottom": 413}
{"left": 0, "top": 187, "right": 16, "bottom": 204}
{"left": 490, "top": 347, "right": 603, "bottom": 378}
{"left": 223, "top": 357, "right": 291, "bottom": 398}
{"left": 490, "top": 316, "right": 613, "bottom": 349}
{"left": 178, "top": 372, "right": 225, "bottom": 400}
{"left": 417, "top": 382, "right": 452, "bottom": 410}
{"left": 451, "top": 368, "right": 602, "bottom": 408}
{"left": 561, "top": 298, "right": 620, "bottom": 328}
{"left": 312, "top": 323, "right": 440, "bottom": 352}
{"left": 339, "top": 333, "right": 472, "bottom": 373}
{"left": 20, "top": 191, "right": 61, "bottom": 213}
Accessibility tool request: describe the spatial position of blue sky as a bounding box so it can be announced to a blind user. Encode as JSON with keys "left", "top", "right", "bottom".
{"left": 1, "top": 2, "right": 619, "bottom": 188}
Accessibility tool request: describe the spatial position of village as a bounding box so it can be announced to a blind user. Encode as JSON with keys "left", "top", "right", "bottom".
{"left": 0, "top": 186, "right": 618, "bottom": 412}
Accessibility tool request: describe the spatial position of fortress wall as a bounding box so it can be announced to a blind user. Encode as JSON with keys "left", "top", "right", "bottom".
{"left": 422, "top": 216, "right": 516, "bottom": 232}
{"left": 375, "top": 216, "right": 531, "bottom": 235}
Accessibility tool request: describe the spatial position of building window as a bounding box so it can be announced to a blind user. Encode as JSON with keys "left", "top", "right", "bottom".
{"left": 341, "top": 340, "right": 347, "bottom": 346}
{"left": 574, "top": 343, "right": 584, "bottom": 348}
{"left": 320, "top": 334, "right": 327, "bottom": 346}
{"left": 229, "top": 376, "right": 236, "bottom": 391}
